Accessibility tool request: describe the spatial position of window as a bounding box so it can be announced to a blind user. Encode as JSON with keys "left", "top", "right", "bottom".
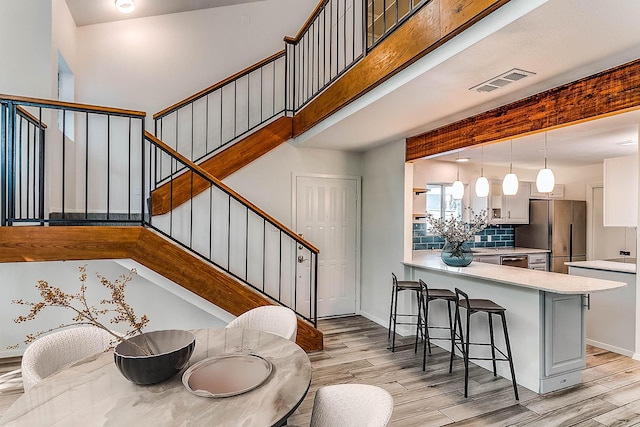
{"left": 425, "top": 183, "right": 462, "bottom": 230}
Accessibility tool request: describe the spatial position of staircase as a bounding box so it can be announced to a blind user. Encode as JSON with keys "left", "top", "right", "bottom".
{"left": 1, "top": 0, "right": 511, "bottom": 353}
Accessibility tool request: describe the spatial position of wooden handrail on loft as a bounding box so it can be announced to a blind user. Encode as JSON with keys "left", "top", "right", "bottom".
{"left": 16, "top": 106, "right": 48, "bottom": 128}
{"left": 283, "top": 0, "right": 327, "bottom": 44}
{"left": 153, "top": 50, "right": 287, "bottom": 120}
{"left": 0, "top": 94, "right": 146, "bottom": 118}
{"left": 145, "top": 131, "right": 319, "bottom": 253}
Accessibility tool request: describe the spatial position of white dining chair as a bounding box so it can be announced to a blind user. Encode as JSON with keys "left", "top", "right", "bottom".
{"left": 21, "top": 326, "right": 115, "bottom": 391}
{"left": 225, "top": 306, "right": 298, "bottom": 342}
{"left": 310, "top": 384, "right": 394, "bottom": 427}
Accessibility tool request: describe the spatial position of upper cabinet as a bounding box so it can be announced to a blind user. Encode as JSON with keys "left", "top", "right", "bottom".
{"left": 469, "top": 180, "right": 530, "bottom": 225}
{"left": 604, "top": 155, "right": 638, "bottom": 227}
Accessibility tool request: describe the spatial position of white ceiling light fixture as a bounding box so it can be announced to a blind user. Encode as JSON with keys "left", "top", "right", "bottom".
{"left": 452, "top": 153, "right": 464, "bottom": 200}
{"left": 502, "top": 140, "right": 519, "bottom": 196}
{"left": 115, "top": 0, "right": 136, "bottom": 14}
{"left": 475, "top": 146, "right": 489, "bottom": 197}
{"left": 536, "top": 132, "right": 555, "bottom": 193}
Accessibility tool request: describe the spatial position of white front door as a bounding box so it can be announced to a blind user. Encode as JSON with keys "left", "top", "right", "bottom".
{"left": 296, "top": 176, "right": 358, "bottom": 317}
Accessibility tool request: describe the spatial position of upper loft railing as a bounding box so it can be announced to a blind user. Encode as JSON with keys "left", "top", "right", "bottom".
{"left": 153, "top": 51, "right": 287, "bottom": 165}
{"left": 0, "top": 95, "right": 319, "bottom": 326}
{"left": 1, "top": 95, "right": 146, "bottom": 226}
{"left": 155, "top": 0, "right": 432, "bottom": 161}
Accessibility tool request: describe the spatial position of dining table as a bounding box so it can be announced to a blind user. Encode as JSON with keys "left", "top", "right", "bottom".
{"left": 0, "top": 328, "right": 312, "bottom": 426}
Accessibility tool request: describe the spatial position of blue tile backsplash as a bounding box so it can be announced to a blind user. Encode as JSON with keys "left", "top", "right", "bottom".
{"left": 412, "top": 223, "right": 515, "bottom": 251}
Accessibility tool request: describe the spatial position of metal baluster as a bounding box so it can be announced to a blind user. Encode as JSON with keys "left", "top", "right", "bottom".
{"left": 37, "top": 107, "right": 44, "bottom": 223}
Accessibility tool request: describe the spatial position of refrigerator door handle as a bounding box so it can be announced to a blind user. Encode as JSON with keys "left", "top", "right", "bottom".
{"left": 569, "top": 223, "right": 573, "bottom": 262}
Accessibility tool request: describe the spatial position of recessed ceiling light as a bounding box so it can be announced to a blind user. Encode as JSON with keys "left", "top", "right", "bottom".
{"left": 456, "top": 157, "right": 470, "bottom": 162}
{"left": 115, "top": 0, "right": 135, "bottom": 14}
{"left": 617, "top": 140, "right": 637, "bottom": 146}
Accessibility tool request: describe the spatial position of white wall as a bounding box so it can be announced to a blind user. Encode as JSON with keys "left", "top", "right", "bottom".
{"left": 75, "top": 0, "right": 317, "bottom": 117}
{"left": 1, "top": 260, "right": 229, "bottom": 358}
{"left": 359, "top": 139, "right": 406, "bottom": 325}
{"left": 0, "top": 0, "right": 52, "bottom": 98}
{"left": 224, "top": 143, "right": 362, "bottom": 227}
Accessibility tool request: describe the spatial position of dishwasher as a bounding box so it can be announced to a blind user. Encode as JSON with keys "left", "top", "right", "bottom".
{"left": 500, "top": 255, "right": 529, "bottom": 268}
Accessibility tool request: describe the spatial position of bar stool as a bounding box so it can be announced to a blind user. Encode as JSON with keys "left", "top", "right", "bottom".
{"left": 388, "top": 273, "right": 422, "bottom": 352}
{"left": 418, "top": 279, "right": 456, "bottom": 371}
{"left": 449, "top": 287, "right": 519, "bottom": 400}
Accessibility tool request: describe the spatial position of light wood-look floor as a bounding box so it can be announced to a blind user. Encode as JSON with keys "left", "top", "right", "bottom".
{"left": 2, "top": 317, "right": 640, "bottom": 426}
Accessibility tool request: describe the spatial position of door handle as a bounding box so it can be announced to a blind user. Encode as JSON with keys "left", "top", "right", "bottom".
{"left": 298, "top": 255, "right": 306, "bottom": 263}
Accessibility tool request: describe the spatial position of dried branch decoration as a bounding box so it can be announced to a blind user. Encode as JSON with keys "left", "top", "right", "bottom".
{"left": 11, "top": 265, "right": 153, "bottom": 355}
{"left": 425, "top": 207, "right": 489, "bottom": 243}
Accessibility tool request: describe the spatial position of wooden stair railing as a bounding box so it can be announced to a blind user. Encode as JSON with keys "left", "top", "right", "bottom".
{"left": 0, "top": 226, "right": 323, "bottom": 352}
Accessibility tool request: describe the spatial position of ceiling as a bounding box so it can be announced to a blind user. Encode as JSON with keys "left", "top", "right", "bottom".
{"left": 65, "top": 0, "right": 263, "bottom": 26}
{"left": 64, "top": 0, "right": 640, "bottom": 170}
{"left": 295, "top": 0, "right": 640, "bottom": 169}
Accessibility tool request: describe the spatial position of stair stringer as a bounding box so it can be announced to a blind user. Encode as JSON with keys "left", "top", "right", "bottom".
{"left": 0, "top": 225, "right": 323, "bottom": 352}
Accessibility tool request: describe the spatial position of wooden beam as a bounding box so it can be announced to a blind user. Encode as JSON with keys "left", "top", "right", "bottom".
{"left": 0, "top": 226, "right": 141, "bottom": 262}
{"left": 291, "top": 0, "right": 510, "bottom": 137}
{"left": 406, "top": 58, "right": 640, "bottom": 161}
{"left": 0, "top": 226, "right": 323, "bottom": 352}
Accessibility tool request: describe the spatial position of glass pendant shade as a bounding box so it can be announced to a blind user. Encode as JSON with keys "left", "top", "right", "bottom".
{"left": 475, "top": 176, "right": 489, "bottom": 197}
{"left": 115, "top": 0, "right": 135, "bottom": 13}
{"left": 452, "top": 180, "right": 464, "bottom": 200}
{"left": 536, "top": 168, "right": 555, "bottom": 193}
{"left": 502, "top": 173, "right": 519, "bottom": 195}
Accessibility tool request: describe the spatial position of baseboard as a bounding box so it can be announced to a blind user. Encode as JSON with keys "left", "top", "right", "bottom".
{"left": 0, "top": 348, "right": 23, "bottom": 359}
{"left": 586, "top": 339, "right": 634, "bottom": 357}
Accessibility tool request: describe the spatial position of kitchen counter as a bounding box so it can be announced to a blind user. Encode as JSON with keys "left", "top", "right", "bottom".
{"left": 407, "top": 253, "right": 625, "bottom": 294}
{"left": 403, "top": 253, "right": 627, "bottom": 394}
{"left": 565, "top": 259, "right": 636, "bottom": 274}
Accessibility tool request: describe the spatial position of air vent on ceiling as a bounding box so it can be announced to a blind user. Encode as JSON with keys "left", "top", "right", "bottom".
{"left": 470, "top": 68, "right": 536, "bottom": 93}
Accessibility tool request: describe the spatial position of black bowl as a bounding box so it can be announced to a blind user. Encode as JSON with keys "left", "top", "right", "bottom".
{"left": 114, "top": 329, "right": 196, "bottom": 385}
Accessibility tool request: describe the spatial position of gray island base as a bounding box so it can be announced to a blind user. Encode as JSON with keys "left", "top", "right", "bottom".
{"left": 404, "top": 254, "right": 626, "bottom": 394}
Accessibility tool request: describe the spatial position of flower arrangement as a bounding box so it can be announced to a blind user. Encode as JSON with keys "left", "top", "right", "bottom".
{"left": 425, "top": 207, "right": 489, "bottom": 242}
{"left": 425, "top": 208, "right": 488, "bottom": 259}
{"left": 10, "top": 265, "right": 153, "bottom": 355}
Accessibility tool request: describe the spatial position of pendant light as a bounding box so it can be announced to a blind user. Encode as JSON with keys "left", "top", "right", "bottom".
{"left": 475, "top": 146, "right": 489, "bottom": 197}
{"left": 536, "top": 132, "right": 555, "bottom": 193}
{"left": 452, "top": 154, "right": 464, "bottom": 200}
{"left": 502, "top": 139, "right": 519, "bottom": 195}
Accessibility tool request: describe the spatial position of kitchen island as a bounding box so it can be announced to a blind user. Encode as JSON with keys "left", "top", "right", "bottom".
{"left": 403, "top": 253, "right": 626, "bottom": 394}
{"left": 567, "top": 259, "right": 636, "bottom": 357}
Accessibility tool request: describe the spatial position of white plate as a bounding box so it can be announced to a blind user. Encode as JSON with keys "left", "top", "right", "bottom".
{"left": 182, "top": 354, "right": 272, "bottom": 398}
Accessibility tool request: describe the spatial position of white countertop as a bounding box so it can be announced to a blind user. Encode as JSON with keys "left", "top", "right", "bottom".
{"left": 405, "top": 253, "right": 626, "bottom": 294}
{"left": 470, "top": 247, "right": 550, "bottom": 256}
{"left": 566, "top": 259, "right": 636, "bottom": 274}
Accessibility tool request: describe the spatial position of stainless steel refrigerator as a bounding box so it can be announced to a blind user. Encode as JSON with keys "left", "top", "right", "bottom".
{"left": 515, "top": 200, "right": 586, "bottom": 274}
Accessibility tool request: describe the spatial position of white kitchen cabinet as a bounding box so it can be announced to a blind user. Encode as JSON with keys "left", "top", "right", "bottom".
{"left": 603, "top": 155, "right": 638, "bottom": 227}
{"left": 470, "top": 180, "right": 530, "bottom": 224}
{"left": 541, "top": 291, "right": 586, "bottom": 393}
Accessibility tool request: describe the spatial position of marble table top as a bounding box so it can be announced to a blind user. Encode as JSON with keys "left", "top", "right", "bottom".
{"left": 1, "top": 328, "right": 312, "bottom": 427}
{"left": 405, "top": 253, "right": 626, "bottom": 294}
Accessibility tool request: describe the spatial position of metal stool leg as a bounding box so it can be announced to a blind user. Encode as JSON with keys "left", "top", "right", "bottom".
{"left": 388, "top": 282, "right": 395, "bottom": 339}
{"left": 463, "top": 309, "right": 471, "bottom": 398}
{"left": 449, "top": 302, "right": 463, "bottom": 373}
{"left": 391, "top": 284, "right": 399, "bottom": 352}
{"left": 447, "top": 300, "right": 454, "bottom": 356}
{"left": 500, "top": 312, "right": 519, "bottom": 401}
{"left": 488, "top": 313, "right": 497, "bottom": 376}
{"left": 414, "top": 289, "right": 423, "bottom": 353}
